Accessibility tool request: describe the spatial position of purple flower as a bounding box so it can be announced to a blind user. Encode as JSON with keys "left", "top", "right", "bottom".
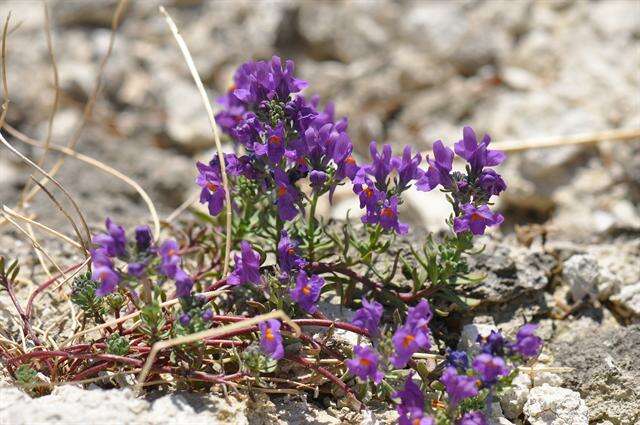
{"left": 353, "top": 170, "right": 384, "bottom": 212}
{"left": 472, "top": 353, "right": 510, "bottom": 385}
{"left": 416, "top": 140, "right": 454, "bottom": 192}
{"left": 447, "top": 350, "right": 469, "bottom": 371}
{"left": 405, "top": 299, "right": 433, "bottom": 334}
{"left": 91, "top": 249, "right": 120, "bottom": 297}
{"left": 393, "top": 373, "right": 434, "bottom": 425}
{"left": 92, "top": 218, "right": 127, "bottom": 257}
{"left": 254, "top": 124, "right": 285, "bottom": 164}
{"left": 274, "top": 169, "right": 299, "bottom": 221}
{"left": 478, "top": 169, "right": 506, "bottom": 196}
{"left": 135, "top": 225, "right": 152, "bottom": 252}
{"left": 259, "top": 319, "right": 284, "bottom": 360}
{"left": 367, "top": 142, "right": 394, "bottom": 186}
{"left": 453, "top": 204, "right": 504, "bottom": 235}
{"left": 390, "top": 325, "right": 429, "bottom": 368}
{"left": 196, "top": 161, "right": 226, "bottom": 216}
{"left": 174, "top": 268, "right": 194, "bottom": 298}
{"left": 159, "top": 240, "right": 181, "bottom": 278}
{"left": 454, "top": 126, "right": 506, "bottom": 174}
{"left": 393, "top": 146, "right": 424, "bottom": 191}
{"left": 440, "top": 366, "right": 478, "bottom": 407}
{"left": 290, "top": 272, "right": 323, "bottom": 313}
{"left": 277, "top": 230, "right": 304, "bottom": 272}
{"left": 336, "top": 154, "right": 359, "bottom": 181}
{"left": 351, "top": 298, "right": 383, "bottom": 336}
{"left": 480, "top": 330, "right": 506, "bottom": 356}
{"left": 228, "top": 241, "right": 262, "bottom": 286}
{"left": 346, "top": 345, "right": 384, "bottom": 384}
{"left": 458, "top": 411, "right": 487, "bottom": 425}
{"left": 379, "top": 196, "right": 409, "bottom": 235}
{"left": 511, "top": 324, "right": 543, "bottom": 358}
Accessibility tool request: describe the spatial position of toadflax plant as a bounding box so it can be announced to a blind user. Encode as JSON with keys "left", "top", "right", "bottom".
{"left": 2, "top": 56, "right": 543, "bottom": 424}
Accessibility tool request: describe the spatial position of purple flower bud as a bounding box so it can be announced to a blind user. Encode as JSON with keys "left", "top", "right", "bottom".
{"left": 259, "top": 319, "right": 284, "bottom": 360}
{"left": 345, "top": 345, "right": 384, "bottom": 384}
{"left": 202, "top": 309, "right": 213, "bottom": 321}
{"left": 179, "top": 313, "right": 191, "bottom": 326}
{"left": 309, "top": 170, "right": 328, "bottom": 190}
{"left": 453, "top": 204, "right": 504, "bottom": 235}
{"left": 134, "top": 225, "right": 152, "bottom": 252}
{"left": 480, "top": 330, "right": 506, "bottom": 356}
{"left": 478, "top": 169, "right": 506, "bottom": 197}
{"left": 127, "top": 262, "right": 146, "bottom": 277}
{"left": 440, "top": 366, "right": 478, "bottom": 407}
{"left": 228, "top": 241, "right": 262, "bottom": 286}
{"left": 290, "top": 272, "right": 323, "bottom": 313}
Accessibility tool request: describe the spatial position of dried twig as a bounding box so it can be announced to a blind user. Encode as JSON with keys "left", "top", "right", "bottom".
{"left": 2, "top": 205, "right": 83, "bottom": 250}
{"left": 159, "top": 6, "right": 232, "bottom": 275}
{"left": 135, "top": 310, "right": 301, "bottom": 394}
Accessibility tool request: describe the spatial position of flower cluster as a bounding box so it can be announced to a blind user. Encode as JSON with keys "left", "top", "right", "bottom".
{"left": 90, "top": 218, "right": 192, "bottom": 298}
{"left": 420, "top": 127, "right": 506, "bottom": 236}
{"left": 435, "top": 324, "right": 543, "bottom": 422}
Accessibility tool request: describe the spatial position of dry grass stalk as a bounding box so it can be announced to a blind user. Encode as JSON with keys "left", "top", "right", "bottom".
{"left": 159, "top": 6, "right": 232, "bottom": 275}
{"left": 6, "top": 124, "right": 161, "bottom": 241}
{"left": 2, "top": 205, "right": 83, "bottom": 250}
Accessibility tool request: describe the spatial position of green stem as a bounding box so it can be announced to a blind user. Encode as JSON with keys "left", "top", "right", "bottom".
{"left": 307, "top": 191, "right": 320, "bottom": 262}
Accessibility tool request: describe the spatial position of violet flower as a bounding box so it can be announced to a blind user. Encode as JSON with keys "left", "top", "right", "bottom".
{"left": 379, "top": 196, "right": 409, "bottom": 235}
{"left": 390, "top": 325, "right": 429, "bottom": 368}
{"left": 440, "top": 366, "right": 478, "bottom": 407}
{"left": 127, "top": 262, "right": 146, "bottom": 277}
{"left": 453, "top": 204, "right": 504, "bottom": 235}
{"left": 277, "top": 230, "right": 304, "bottom": 272}
{"left": 91, "top": 249, "right": 120, "bottom": 297}
{"left": 274, "top": 169, "right": 299, "bottom": 221}
{"left": 480, "top": 330, "right": 506, "bottom": 356}
{"left": 405, "top": 299, "right": 433, "bottom": 334}
{"left": 510, "top": 324, "right": 543, "bottom": 358}
{"left": 393, "top": 146, "right": 424, "bottom": 191}
{"left": 159, "top": 239, "right": 181, "bottom": 278}
{"left": 454, "top": 126, "right": 505, "bottom": 175}
{"left": 472, "top": 353, "right": 509, "bottom": 385}
{"left": 196, "top": 161, "right": 226, "bottom": 216}
{"left": 179, "top": 313, "right": 191, "bottom": 326}
{"left": 367, "top": 141, "right": 394, "bottom": 186}
{"left": 447, "top": 350, "right": 469, "bottom": 371}
{"left": 393, "top": 373, "right": 434, "bottom": 425}
{"left": 351, "top": 297, "right": 383, "bottom": 336}
{"left": 228, "top": 241, "right": 262, "bottom": 286}
{"left": 259, "top": 319, "right": 284, "bottom": 360}
{"left": 416, "top": 140, "right": 454, "bottom": 192}
{"left": 345, "top": 345, "right": 384, "bottom": 384}
{"left": 254, "top": 124, "right": 285, "bottom": 164}
{"left": 458, "top": 411, "right": 488, "bottom": 425}
{"left": 202, "top": 309, "right": 213, "bottom": 321}
{"left": 290, "top": 272, "right": 323, "bottom": 313}
{"left": 92, "top": 218, "right": 127, "bottom": 257}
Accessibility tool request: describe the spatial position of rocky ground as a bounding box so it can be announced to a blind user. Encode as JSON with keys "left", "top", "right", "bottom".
{"left": 0, "top": 0, "right": 639, "bottom": 424}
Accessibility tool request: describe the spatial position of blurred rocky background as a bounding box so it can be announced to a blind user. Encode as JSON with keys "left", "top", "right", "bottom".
{"left": 1, "top": 2, "right": 639, "bottom": 424}
{"left": 0, "top": 0, "right": 638, "bottom": 237}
